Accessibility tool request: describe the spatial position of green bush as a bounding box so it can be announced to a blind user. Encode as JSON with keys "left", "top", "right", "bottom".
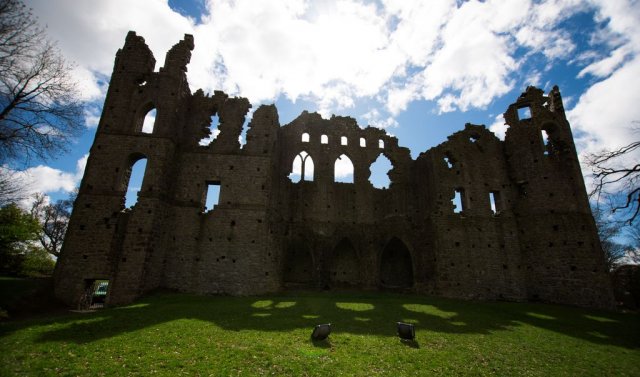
{"left": 20, "top": 246, "right": 55, "bottom": 277}
{"left": 0, "top": 203, "right": 40, "bottom": 275}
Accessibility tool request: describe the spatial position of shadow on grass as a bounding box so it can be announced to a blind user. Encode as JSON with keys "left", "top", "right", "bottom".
{"left": 0, "top": 276, "right": 66, "bottom": 320}
{"left": 1, "top": 291, "right": 637, "bottom": 349}
{"left": 400, "top": 339, "right": 420, "bottom": 349}
{"left": 311, "top": 338, "right": 332, "bottom": 348}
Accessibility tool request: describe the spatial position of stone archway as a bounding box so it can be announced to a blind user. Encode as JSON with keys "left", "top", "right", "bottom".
{"left": 282, "top": 243, "right": 314, "bottom": 287}
{"left": 380, "top": 237, "right": 414, "bottom": 288}
{"left": 329, "top": 238, "right": 361, "bottom": 287}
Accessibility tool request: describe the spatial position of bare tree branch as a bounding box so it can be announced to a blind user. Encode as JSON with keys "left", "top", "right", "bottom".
{"left": 0, "top": 164, "right": 27, "bottom": 205}
{"left": 0, "top": 0, "right": 83, "bottom": 166}
{"left": 592, "top": 206, "right": 634, "bottom": 271}
{"left": 587, "top": 123, "right": 640, "bottom": 224}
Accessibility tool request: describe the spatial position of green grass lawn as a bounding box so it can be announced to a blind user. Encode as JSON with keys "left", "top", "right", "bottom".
{"left": 0, "top": 291, "right": 638, "bottom": 376}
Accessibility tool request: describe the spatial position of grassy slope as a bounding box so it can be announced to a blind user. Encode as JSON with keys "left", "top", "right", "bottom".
{"left": 0, "top": 291, "right": 639, "bottom": 376}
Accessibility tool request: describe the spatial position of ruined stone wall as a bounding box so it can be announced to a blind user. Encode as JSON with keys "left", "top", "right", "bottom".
{"left": 54, "top": 32, "right": 614, "bottom": 309}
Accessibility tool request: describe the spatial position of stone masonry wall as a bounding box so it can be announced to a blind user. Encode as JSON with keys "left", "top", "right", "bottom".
{"left": 54, "top": 32, "right": 615, "bottom": 309}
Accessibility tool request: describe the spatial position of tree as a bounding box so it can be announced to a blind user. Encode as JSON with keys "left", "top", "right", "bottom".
{"left": 0, "top": 165, "right": 27, "bottom": 206}
{"left": 587, "top": 126, "right": 640, "bottom": 224}
{"left": 30, "top": 192, "right": 72, "bottom": 258}
{"left": 623, "top": 222, "right": 640, "bottom": 265}
{"left": 20, "top": 244, "right": 54, "bottom": 276}
{"left": 592, "top": 206, "right": 632, "bottom": 271}
{"left": 0, "top": 0, "right": 83, "bottom": 165}
{"left": 0, "top": 202, "right": 39, "bottom": 274}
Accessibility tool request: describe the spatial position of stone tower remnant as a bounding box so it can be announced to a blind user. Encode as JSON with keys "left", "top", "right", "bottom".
{"left": 54, "top": 32, "right": 614, "bottom": 309}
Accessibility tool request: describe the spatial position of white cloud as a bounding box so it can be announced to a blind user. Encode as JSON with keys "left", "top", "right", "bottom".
{"left": 30, "top": 0, "right": 195, "bottom": 101}
{"left": 30, "top": 0, "right": 622, "bottom": 120}
{"left": 19, "top": 166, "right": 77, "bottom": 193}
{"left": 578, "top": 45, "right": 631, "bottom": 79}
{"left": 412, "top": 0, "right": 524, "bottom": 113}
{"left": 22, "top": 0, "right": 640, "bottom": 198}
{"left": 76, "top": 154, "right": 89, "bottom": 175}
{"left": 568, "top": 56, "right": 640, "bottom": 200}
{"left": 84, "top": 109, "right": 101, "bottom": 129}
{"left": 561, "top": 0, "right": 640, "bottom": 206}
{"left": 191, "top": 0, "right": 392, "bottom": 111}
{"left": 361, "top": 109, "right": 398, "bottom": 129}
{"left": 34, "top": 0, "right": 194, "bottom": 69}
{"left": 11, "top": 154, "right": 89, "bottom": 205}
{"left": 489, "top": 114, "right": 508, "bottom": 140}
{"left": 569, "top": 56, "right": 640, "bottom": 148}
{"left": 383, "top": 0, "right": 572, "bottom": 114}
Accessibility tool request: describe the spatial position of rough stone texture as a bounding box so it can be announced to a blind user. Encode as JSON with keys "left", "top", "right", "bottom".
{"left": 54, "top": 32, "right": 615, "bottom": 309}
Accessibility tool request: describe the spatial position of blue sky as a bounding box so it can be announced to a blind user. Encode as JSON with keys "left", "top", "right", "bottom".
{"left": 14, "top": 0, "right": 640, "bottom": 207}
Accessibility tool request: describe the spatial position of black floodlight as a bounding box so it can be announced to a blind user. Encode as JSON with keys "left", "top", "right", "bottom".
{"left": 311, "top": 323, "right": 332, "bottom": 341}
{"left": 396, "top": 322, "right": 415, "bottom": 340}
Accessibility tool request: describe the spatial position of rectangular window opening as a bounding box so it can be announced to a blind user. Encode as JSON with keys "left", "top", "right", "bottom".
{"left": 205, "top": 181, "right": 221, "bottom": 212}
{"left": 490, "top": 191, "right": 502, "bottom": 214}
{"left": 453, "top": 188, "right": 464, "bottom": 213}
{"left": 517, "top": 106, "right": 532, "bottom": 120}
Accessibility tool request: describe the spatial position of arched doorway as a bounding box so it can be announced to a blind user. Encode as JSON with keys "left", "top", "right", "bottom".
{"left": 380, "top": 237, "right": 413, "bottom": 288}
{"left": 329, "top": 238, "right": 360, "bottom": 287}
{"left": 283, "top": 243, "right": 314, "bottom": 287}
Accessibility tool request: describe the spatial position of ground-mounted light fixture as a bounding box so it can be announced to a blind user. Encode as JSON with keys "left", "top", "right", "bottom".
{"left": 396, "top": 322, "right": 415, "bottom": 340}
{"left": 311, "top": 323, "right": 332, "bottom": 341}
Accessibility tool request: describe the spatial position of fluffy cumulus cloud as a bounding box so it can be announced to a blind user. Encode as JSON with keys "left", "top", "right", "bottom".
{"left": 489, "top": 115, "right": 508, "bottom": 140}
{"left": 567, "top": 0, "right": 640, "bottom": 161}
{"left": 190, "top": 0, "right": 393, "bottom": 115}
{"left": 11, "top": 154, "right": 88, "bottom": 206}
{"left": 22, "top": 0, "right": 640, "bottom": 196}
{"left": 29, "top": 0, "right": 640, "bottom": 120}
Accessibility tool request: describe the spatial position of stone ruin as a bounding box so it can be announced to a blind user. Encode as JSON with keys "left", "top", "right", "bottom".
{"left": 53, "top": 32, "right": 615, "bottom": 309}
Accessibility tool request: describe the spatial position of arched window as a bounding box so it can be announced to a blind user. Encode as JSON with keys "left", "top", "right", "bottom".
{"left": 541, "top": 130, "right": 550, "bottom": 155}
{"left": 124, "top": 156, "right": 148, "bottom": 208}
{"left": 302, "top": 133, "right": 310, "bottom": 142}
{"left": 141, "top": 108, "right": 156, "bottom": 134}
{"left": 341, "top": 136, "right": 348, "bottom": 145}
{"left": 369, "top": 154, "right": 392, "bottom": 189}
{"left": 360, "top": 137, "right": 366, "bottom": 147}
{"left": 289, "top": 151, "right": 314, "bottom": 182}
{"left": 378, "top": 139, "right": 384, "bottom": 149}
{"left": 321, "top": 134, "right": 328, "bottom": 144}
{"left": 334, "top": 154, "right": 354, "bottom": 183}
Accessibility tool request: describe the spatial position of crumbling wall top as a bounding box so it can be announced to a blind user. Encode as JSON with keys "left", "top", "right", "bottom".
{"left": 161, "top": 34, "right": 195, "bottom": 74}
{"left": 115, "top": 31, "right": 156, "bottom": 74}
